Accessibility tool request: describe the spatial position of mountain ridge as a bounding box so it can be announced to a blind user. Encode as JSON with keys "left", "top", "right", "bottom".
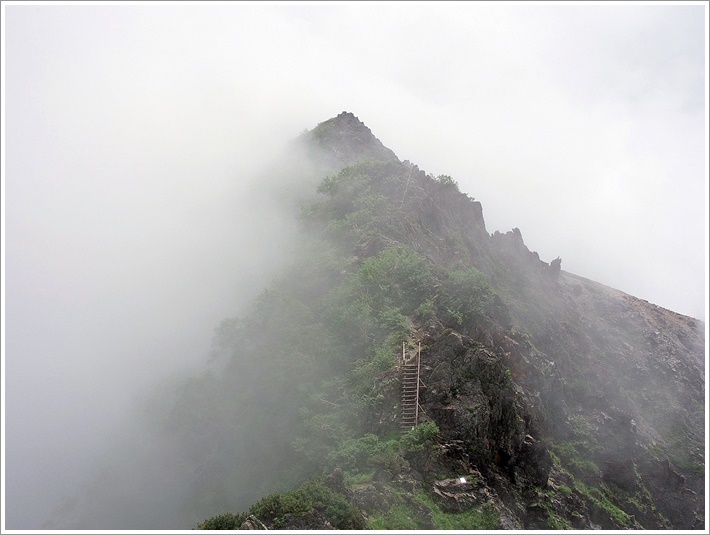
{"left": 191, "top": 112, "right": 703, "bottom": 529}
{"left": 47, "top": 112, "right": 705, "bottom": 530}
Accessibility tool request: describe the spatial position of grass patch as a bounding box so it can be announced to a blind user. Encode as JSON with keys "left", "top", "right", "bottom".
{"left": 550, "top": 442, "right": 599, "bottom": 479}
{"left": 369, "top": 504, "right": 421, "bottom": 530}
{"left": 576, "top": 481, "right": 632, "bottom": 528}
{"left": 556, "top": 484, "right": 573, "bottom": 496}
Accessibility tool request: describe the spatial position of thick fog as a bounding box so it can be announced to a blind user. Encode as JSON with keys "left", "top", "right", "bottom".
{"left": 2, "top": 2, "right": 707, "bottom": 531}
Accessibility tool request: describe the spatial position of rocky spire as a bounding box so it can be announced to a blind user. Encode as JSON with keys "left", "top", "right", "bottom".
{"left": 301, "top": 111, "right": 400, "bottom": 169}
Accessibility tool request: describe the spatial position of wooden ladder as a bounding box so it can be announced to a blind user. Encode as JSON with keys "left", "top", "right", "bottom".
{"left": 400, "top": 341, "right": 421, "bottom": 434}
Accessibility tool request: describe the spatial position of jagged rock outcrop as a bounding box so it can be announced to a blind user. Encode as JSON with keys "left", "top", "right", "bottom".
{"left": 239, "top": 515, "right": 268, "bottom": 530}
{"left": 418, "top": 328, "right": 553, "bottom": 488}
{"left": 301, "top": 111, "right": 399, "bottom": 169}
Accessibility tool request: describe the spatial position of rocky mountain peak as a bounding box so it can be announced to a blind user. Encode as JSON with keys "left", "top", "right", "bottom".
{"left": 301, "top": 111, "right": 400, "bottom": 168}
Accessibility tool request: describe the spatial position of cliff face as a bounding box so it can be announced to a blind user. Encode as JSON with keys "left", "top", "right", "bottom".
{"left": 190, "top": 112, "right": 704, "bottom": 530}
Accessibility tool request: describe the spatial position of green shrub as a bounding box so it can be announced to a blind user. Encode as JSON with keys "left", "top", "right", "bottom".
{"left": 400, "top": 421, "right": 440, "bottom": 452}
{"left": 356, "top": 246, "right": 434, "bottom": 314}
{"left": 376, "top": 306, "right": 410, "bottom": 341}
{"left": 313, "top": 160, "right": 406, "bottom": 243}
{"left": 436, "top": 174, "right": 459, "bottom": 189}
{"left": 247, "top": 479, "right": 366, "bottom": 529}
{"left": 414, "top": 299, "right": 435, "bottom": 321}
{"left": 295, "top": 480, "right": 366, "bottom": 529}
{"left": 328, "top": 434, "right": 382, "bottom": 470}
{"left": 328, "top": 434, "right": 402, "bottom": 472}
{"left": 323, "top": 245, "right": 434, "bottom": 355}
{"left": 195, "top": 512, "right": 247, "bottom": 530}
{"left": 557, "top": 484, "right": 573, "bottom": 496}
{"left": 438, "top": 267, "right": 495, "bottom": 329}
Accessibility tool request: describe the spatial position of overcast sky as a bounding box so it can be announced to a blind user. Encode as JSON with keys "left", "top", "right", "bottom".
{"left": 2, "top": 1, "right": 707, "bottom": 530}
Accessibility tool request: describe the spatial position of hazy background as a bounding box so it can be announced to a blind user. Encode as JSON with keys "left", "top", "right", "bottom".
{"left": 3, "top": 2, "right": 707, "bottom": 530}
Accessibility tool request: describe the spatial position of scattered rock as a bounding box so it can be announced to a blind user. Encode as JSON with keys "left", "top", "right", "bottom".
{"left": 240, "top": 515, "right": 267, "bottom": 530}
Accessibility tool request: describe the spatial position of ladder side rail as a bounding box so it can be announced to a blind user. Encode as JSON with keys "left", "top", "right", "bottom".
{"left": 414, "top": 341, "right": 421, "bottom": 427}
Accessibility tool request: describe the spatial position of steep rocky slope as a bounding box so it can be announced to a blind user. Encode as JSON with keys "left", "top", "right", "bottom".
{"left": 191, "top": 112, "right": 704, "bottom": 530}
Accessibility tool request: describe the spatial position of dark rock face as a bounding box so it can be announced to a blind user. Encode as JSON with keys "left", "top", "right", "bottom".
{"left": 419, "top": 330, "right": 553, "bottom": 490}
